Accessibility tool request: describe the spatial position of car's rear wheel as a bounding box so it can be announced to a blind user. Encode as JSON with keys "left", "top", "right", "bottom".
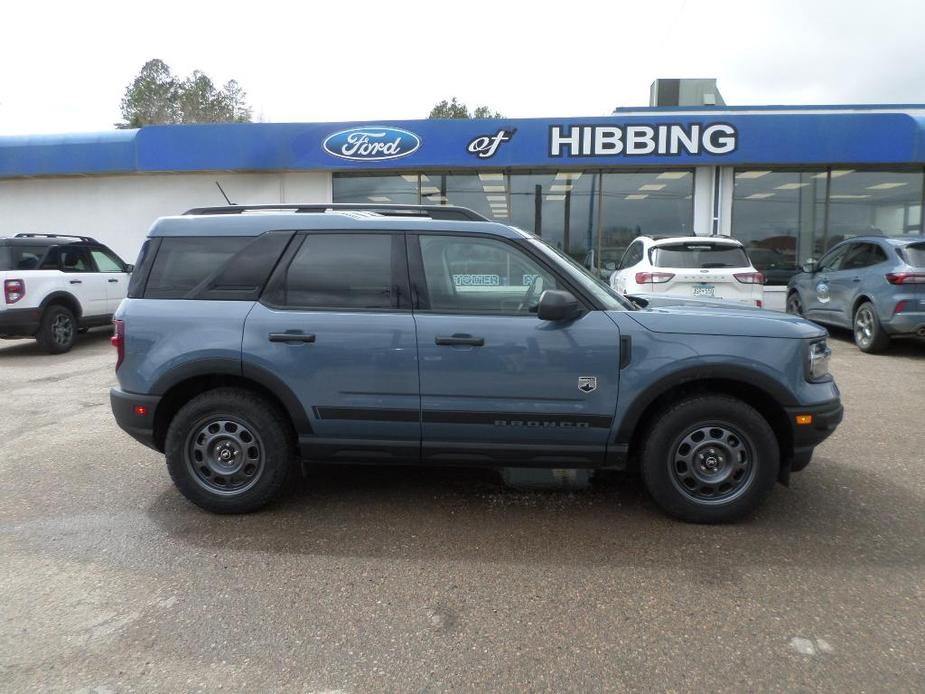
{"left": 853, "top": 301, "right": 890, "bottom": 353}
{"left": 35, "top": 304, "right": 77, "bottom": 354}
{"left": 786, "top": 291, "right": 804, "bottom": 316}
{"left": 165, "top": 388, "right": 294, "bottom": 513}
{"left": 640, "top": 395, "right": 779, "bottom": 523}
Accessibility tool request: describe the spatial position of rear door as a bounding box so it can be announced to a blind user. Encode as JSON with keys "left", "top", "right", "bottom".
{"left": 88, "top": 247, "right": 131, "bottom": 313}
{"left": 828, "top": 243, "right": 889, "bottom": 319}
{"left": 43, "top": 246, "right": 109, "bottom": 317}
{"left": 409, "top": 232, "right": 621, "bottom": 467}
{"left": 242, "top": 231, "right": 420, "bottom": 463}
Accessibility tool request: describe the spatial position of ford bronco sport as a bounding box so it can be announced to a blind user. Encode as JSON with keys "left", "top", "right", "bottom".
{"left": 0, "top": 234, "right": 131, "bottom": 353}
{"left": 110, "top": 204, "right": 843, "bottom": 523}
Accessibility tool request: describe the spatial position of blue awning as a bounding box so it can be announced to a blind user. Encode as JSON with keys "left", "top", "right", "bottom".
{"left": 2, "top": 107, "right": 924, "bottom": 179}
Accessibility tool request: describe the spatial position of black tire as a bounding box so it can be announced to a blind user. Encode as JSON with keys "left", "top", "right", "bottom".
{"left": 35, "top": 304, "right": 77, "bottom": 354}
{"left": 786, "top": 291, "right": 804, "bottom": 316}
{"left": 165, "top": 388, "right": 295, "bottom": 513}
{"left": 640, "top": 395, "right": 780, "bottom": 523}
{"left": 853, "top": 301, "right": 890, "bottom": 353}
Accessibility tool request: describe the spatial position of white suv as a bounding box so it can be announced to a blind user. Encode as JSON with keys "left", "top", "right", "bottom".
{"left": 610, "top": 236, "right": 765, "bottom": 307}
{"left": 0, "top": 234, "right": 131, "bottom": 353}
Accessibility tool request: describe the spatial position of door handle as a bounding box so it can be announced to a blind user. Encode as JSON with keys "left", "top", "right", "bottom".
{"left": 435, "top": 334, "right": 484, "bottom": 347}
{"left": 268, "top": 332, "right": 316, "bottom": 343}
{"left": 69, "top": 280, "right": 82, "bottom": 284}
{"left": 108, "top": 278, "right": 119, "bottom": 283}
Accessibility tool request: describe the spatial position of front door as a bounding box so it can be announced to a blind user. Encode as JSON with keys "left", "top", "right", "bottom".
{"left": 804, "top": 244, "right": 850, "bottom": 323}
{"left": 409, "top": 233, "right": 621, "bottom": 467}
{"left": 88, "top": 247, "right": 131, "bottom": 313}
{"left": 242, "top": 232, "right": 420, "bottom": 463}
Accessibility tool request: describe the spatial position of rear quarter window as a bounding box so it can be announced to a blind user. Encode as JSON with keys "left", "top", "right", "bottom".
{"left": 651, "top": 243, "right": 750, "bottom": 269}
{"left": 902, "top": 242, "right": 925, "bottom": 267}
{"left": 144, "top": 236, "right": 253, "bottom": 299}
{"left": 0, "top": 244, "right": 47, "bottom": 270}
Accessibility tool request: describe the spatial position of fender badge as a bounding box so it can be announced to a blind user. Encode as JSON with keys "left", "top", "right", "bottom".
{"left": 578, "top": 376, "right": 597, "bottom": 393}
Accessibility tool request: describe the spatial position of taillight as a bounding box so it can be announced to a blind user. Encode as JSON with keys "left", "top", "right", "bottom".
{"left": 886, "top": 272, "right": 925, "bottom": 284}
{"left": 756, "top": 300, "right": 763, "bottom": 308}
{"left": 4, "top": 279, "right": 25, "bottom": 304}
{"left": 112, "top": 319, "right": 125, "bottom": 371}
{"left": 635, "top": 272, "right": 675, "bottom": 284}
{"left": 734, "top": 272, "right": 765, "bottom": 284}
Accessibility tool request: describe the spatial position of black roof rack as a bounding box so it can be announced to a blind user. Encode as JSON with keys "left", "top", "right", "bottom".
{"left": 182, "top": 203, "right": 489, "bottom": 222}
{"left": 15, "top": 233, "right": 98, "bottom": 243}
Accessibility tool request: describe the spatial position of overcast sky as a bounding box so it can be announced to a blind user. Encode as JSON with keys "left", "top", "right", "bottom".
{"left": 1, "top": 0, "right": 924, "bottom": 135}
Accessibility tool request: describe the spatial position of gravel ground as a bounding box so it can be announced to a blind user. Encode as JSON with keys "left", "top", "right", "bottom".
{"left": 1, "top": 327, "right": 924, "bottom": 693}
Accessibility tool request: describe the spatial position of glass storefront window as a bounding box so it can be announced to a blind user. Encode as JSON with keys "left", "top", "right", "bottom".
{"left": 508, "top": 171, "right": 599, "bottom": 263}
{"left": 732, "top": 170, "right": 826, "bottom": 285}
{"left": 333, "top": 169, "right": 695, "bottom": 274}
{"left": 599, "top": 171, "right": 694, "bottom": 273}
{"left": 332, "top": 173, "right": 419, "bottom": 205}
{"left": 826, "top": 169, "right": 924, "bottom": 245}
{"left": 732, "top": 168, "right": 925, "bottom": 285}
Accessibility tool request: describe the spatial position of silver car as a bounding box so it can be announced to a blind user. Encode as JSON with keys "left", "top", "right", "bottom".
{"left": 786, "top": 235, "right": 925, "bottom": 352}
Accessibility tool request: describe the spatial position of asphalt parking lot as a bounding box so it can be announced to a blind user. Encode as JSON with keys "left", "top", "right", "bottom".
{"left": 1, "top": 328, "right": 924, "bottom": 693}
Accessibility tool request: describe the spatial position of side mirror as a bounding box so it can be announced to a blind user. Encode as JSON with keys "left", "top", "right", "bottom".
{"left": 125, "top": 264, "right": 135, "bottom": 273}
{"left": 537, "top": 289, "right": 581, "bottom": 322}
{"left": 801, "top": 259, "right": 818, "bottom": 274}
{"left": 604, "top": 261, "right": 617, "bottom": 271}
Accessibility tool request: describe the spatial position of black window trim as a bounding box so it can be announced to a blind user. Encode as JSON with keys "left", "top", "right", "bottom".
{"left": 259, "top": 230, "right": 412, "bottom": 313}
{"left": 405, "top": 230, "right": 597, "bottom": 317}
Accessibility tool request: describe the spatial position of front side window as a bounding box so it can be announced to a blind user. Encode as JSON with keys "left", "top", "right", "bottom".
{"left": 90, "top": 248, "right": 125, "bottom": 272}
{"left": 279, "top": 234, "right": 395, "bottom": 309}
{"left": 419, "top": 235, "right": 558, "bottom": 314}
{"left": 650, "top": 242, "right": 750, "bottom": 269}
{"left": 817, "top": 244, "right": 851, "bottom": 272}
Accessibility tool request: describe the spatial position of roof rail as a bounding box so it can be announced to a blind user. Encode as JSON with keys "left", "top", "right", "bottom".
{"left": 182, "top": 203, "right": 489, "bottom": 222}
{"left": 14, "top": 232, "right": 97, "bottom": 243}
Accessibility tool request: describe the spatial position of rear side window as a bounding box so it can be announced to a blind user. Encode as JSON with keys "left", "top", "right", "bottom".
{"left": 0, "top": 244, "right": 47, "bottom": 270}
{"left": 270, "top": 233, "right": 396, "bottom": 309}
{"left": 650, "top": 242, "right": 750, "bottom": 269}
{"left": 144, "top": 237, "right": 251, "bottom": 299}
{"left": 902, "top": 243, "right": 925, "bottom": 267}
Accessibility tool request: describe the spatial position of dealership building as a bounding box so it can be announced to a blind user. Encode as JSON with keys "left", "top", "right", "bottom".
{"left": 2, "top": 83, "right": 924, "bottom": 309}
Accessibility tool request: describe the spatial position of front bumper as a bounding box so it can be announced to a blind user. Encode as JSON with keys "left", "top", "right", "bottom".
{"left": 784, "top": 398, "right": 844, "bottom": 472}
{"left": 0, "top": 307, "right": 41, "bottom": 337}
{"left": 110, "top": 387, "right": 162, "bottom": 451}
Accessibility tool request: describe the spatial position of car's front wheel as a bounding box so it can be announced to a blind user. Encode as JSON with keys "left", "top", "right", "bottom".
{"left": 165, "top": 388, "right": 294, "bottom": 513}
{"left": 853, "top": 301, "right": 890, "bottom": 353}
{"left": 640, "top": 395, "right": 779, "bottom": 523}
{"left": 786, "top": 291, "right": 804, "bottom": 316}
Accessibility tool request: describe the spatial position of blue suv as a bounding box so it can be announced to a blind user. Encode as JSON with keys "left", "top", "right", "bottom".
{"left": 786, "top": 236, "right": 925, "bottom": 352}
{"left": 110, "top": 204, "right": 843, "bottom": 523}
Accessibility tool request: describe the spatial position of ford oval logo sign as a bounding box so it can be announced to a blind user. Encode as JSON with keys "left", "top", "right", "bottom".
{"left": 322, "top": 126, "right": 421, "bottom": 161}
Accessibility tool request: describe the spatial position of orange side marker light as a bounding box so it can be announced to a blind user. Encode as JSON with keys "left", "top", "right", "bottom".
{"left": 795, "top": 415, "right": 813, "bottom": 426}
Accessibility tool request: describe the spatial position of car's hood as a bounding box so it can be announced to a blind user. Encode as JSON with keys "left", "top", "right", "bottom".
{"left": 619, "top": 299, "right": 827, "bottom": 339}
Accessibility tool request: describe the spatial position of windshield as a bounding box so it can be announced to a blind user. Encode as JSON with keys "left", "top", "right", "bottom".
{"left": 0, "top": 244, "right": 47, "bottom": 271}
{"left": 527, "top": 238, "right": 635, "bottom": 310}
{"left": 651, "top": 242, "right": 750, "bottom": 269}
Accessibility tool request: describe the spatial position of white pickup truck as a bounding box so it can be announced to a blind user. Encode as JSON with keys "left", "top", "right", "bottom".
{"left": 0, "top": 234, "right": 131, "bottom": 353}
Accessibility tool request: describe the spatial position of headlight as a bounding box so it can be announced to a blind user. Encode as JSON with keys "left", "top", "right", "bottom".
{"left": 807, "top": 339, "right": 831, "bottom": 381}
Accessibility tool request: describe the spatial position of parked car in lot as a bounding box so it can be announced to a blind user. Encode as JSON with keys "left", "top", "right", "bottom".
{"left": 786, "top": 235, "right": 925, "bottom": 353}
{"left": 0, "top": 234, "right": 132, "bottom": 353}
{"left": 110, "top": 204, "right": 842, "bottom": 523}
{"left": 610, "top": 236, "right": 765, "bottom": 307}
